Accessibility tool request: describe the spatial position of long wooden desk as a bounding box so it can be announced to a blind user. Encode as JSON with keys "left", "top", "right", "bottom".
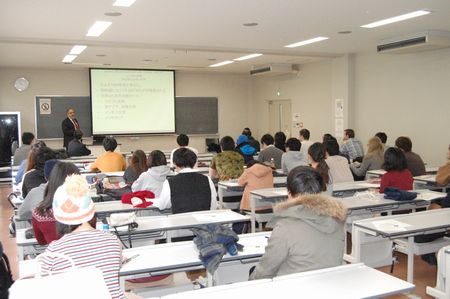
{"left": 367, "top": 166, "right": 439, "bottom": 179}
{"left": 414, "top": 174, "right": 449, "bottom": 192}
{"left": 350, "top": 208, "right": 450, "bottom": 283}
{"left": 159, "top": 263, "right": 414, "bottom": 299}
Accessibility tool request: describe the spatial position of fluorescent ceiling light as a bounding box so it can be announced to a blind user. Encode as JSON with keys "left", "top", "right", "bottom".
{"left": 62, "top": 54, "right": 77, "bottom": 63}
{"left": 70, "top": 45, "right": 87, "bottom": 55}
{"left": 209, "top": 60, "right": 234, "bottom": 67}
{"left": 86, "top": 21, "right": 112, "bottom": 37}
{"left": 113, "top": 0, "right": 136, "bottom": 7}
{"left": 285, "top": 36, "right": 328, "bottom": 48}
{"left": 234, "top": 53, "right": 263, "bottom": 61}
{"left": 361, "top": 10, "right": 430, "bottom": 28}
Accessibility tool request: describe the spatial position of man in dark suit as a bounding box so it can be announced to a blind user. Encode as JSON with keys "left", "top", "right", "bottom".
{"left": 67, "top": 130, "right": 91, "bottom": 157}
{"left": 61, "top": 107, "right": 80, "bottom": 149}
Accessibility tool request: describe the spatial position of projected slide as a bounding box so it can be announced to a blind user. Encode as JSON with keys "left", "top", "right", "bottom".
{"left": 90, "top": 68, "right": 175, "bottom": 135}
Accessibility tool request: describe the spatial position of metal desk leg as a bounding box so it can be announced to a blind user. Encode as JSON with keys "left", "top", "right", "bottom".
{"left": 407, "top": 236, "right": 414, "bottom": 283}
{"left": 250, "top": 194, "right": 256, "bottom": 233}
{"left": 218, "top": 185, "right": 224, "bottom": 209}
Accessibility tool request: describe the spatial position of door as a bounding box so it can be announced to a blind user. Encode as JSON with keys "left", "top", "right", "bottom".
{"left": 268, "top": 100, "right": 291, "bottom": 137}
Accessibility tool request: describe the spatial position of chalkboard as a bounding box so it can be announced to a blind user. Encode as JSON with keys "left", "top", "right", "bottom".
{"left": 35, "top": 96, "right": 92, "bottom": 139}
{"left": 175, "top": 97, "right": 218, "bottom": 134}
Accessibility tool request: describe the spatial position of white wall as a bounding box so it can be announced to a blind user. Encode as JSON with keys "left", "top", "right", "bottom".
{"left": 0, "top": 68, "right": 250, "bottom": 153}
{"left": 249, "top": 60, "right": 333, "bottom": 142}
{"left": 353, "top": 48, "right": 450, "bottom": 166}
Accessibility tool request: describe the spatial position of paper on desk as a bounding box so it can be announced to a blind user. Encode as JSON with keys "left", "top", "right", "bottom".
{"left": 273, "top": 190, "right": 287, "bottom": 196}
{"left": 193, "top": 213, "right": 220, "bottom": 222}
{"left": 372, "top": 219, "right": 411, "bottom": 232}
{"left": 416, "top": 191, "right": 440, "bottom": 201}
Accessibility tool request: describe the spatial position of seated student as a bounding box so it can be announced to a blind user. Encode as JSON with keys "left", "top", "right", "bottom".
{"left": 274, "top": 131, "right": 287, "bottom": 152}
{"left": 325, "top": 139, "right": 354, "bottom": 183}
{"left": 17, "top": 159, "right": 57, "bottom": 220}
{"left": 32, "top": 162, "right": 80, "bottom": 245}
{"left": 238, "top": 160, "right": 273, "bottom": 211}
{"left": 169, "top": 134, "right": 198, "bottom": 168}
{"left": 350, "top": 136, "right": 384, "bottom": 180}
{"left": 340, "top": 129, "right": 364, "bottom": 162}
{"left": 22, "top": 146, "right": 56, "bottom": 198}
{"left": 281, "top": 138, "right": 308, "bottom": 175}
{"left": 436, "top": 144, "right": 450, "bottom": 208}
{"left": 40, "top": 174, "right": 124, "bottom": 299}
{"left": 249, "top": 166, "right": 347, "bottom": 280}
{"left": 131, "top": 150, "right": 171, "bottom": 196}
{"left": 322, "top": 133, "right": 336, "bottom": 144}
{"left": 155, "top": 148, "right": 217, "bottom": 213}
{"left": 380, "top": 147, "right": 413, "bottom": 193}
{"left": 90, "top": 136, "right": 126, "bottom": 172}
{"left": 67, "top": 129, "right": 91, "bottom": 157}
{"left": 123, "top": 149, "right": 147, "bottom": 184}
{"left": 395, "top": 136, "right": 426, "bottom": 176}
{"left": 258, "top": 134, "right": 283, "bottom": 169}
{"left": 13, "top": 132, "right": 34, "bottom": 166}
{"left": 209, "top": 136, "right": 244, "bottom": 181}
{"left": 242, "top": 127, "right": 260, "bottom": 152}
{"left": 375, "top": 132, "right": 389, "bottom": 152}
{"left": 299, "top": 128, "right": 313, "bottom": 158}
{"left": 308, "top": 142, "right": 332, "bottom": 195}
{"left": 235, "top": 134, "right": 256, "bottom": 164}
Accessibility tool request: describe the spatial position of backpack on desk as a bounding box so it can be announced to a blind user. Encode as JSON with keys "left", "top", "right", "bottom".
{"left": 0, "top": 242, "right": 14, "bottom": 299}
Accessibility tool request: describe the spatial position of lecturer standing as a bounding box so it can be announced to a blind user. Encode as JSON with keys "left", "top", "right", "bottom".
{"left": 61, "top": 108, "right": 80, "bottom": 149}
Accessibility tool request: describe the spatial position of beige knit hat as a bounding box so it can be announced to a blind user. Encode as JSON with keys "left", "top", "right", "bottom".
{"left": 52, "top": 174, "right": 95, "bottom": 225}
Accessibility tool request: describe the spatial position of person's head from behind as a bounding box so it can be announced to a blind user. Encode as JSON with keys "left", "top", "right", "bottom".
{"left": 287, "top": 166, "right": 325, "bottom": 197}
{"left": 173, "top": 148, "right": 197, "bottom": 169}
{"left": 53, "top": 174, "right": 96, "bottom": 236}
{"left": 26, "top": 140, "right": 47, "bottom": 171}
{"left": 103, "top": 136, "right": 117, "bottom": 152}
{"left": 35, "top": 146, "right": 57, "bottom": 170}
{"left": 383, "top": 147, "right": 407, "bottom": 172}
{"left": 73, "top": 129, "right": 83, "bottom": 141}
{"left": 322, "top": 133, "right": 336, "bottom": 144}
{"left": 242, "top": 128, "right": 252, "bottom": 137}
{"left": 344, "top": 129, "right": 355, "bottom": 141}
{"left": 285, "top": 138, "right": 301, "bottom": 152}
{"left": 367, "top": 137, "right": 383, "bottom": 156}
{"left": 37, "top": 162, "right": 80, "bottom": 215}
{"left": 395, "top": 136, "right": 412, "bottom": 153}
{"left": 308, "top": 142, "right": 326, "bottom": 164}
{"left": 177, "top": 134, "right": 189, "bottom": 147}
{"left": 131, "top": 150, "right": 147, "bottom": 173}
{"left": 325, "top": 139, "right": 340, "bottom": 156}
{"left": 299, "top": 129, "right": 310, "bottom": 141}
{"left": 274, "top": 132, "right": 286, "bottom": 148}
{"left": 220, "top": 136, "right": 235, "bottom": 151}
{"left": 260, "top": 134, "right": 274, "bottom": 147}
{"left": 375, "top": 132, "right": 387, "bottom": 144}
{"left": 147, "top": 150, "right": 167, "bottom": 168}
{"left": 22, "top": 132, "right": 35, "bottom": 145}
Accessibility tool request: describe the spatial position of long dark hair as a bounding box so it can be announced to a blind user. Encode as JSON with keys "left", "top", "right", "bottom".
{"left": 147, "top": 150, "right": 167, "bottom": 167}
{"left": 308, "top": 142, "right": 330, "bottom": 184}
{"left": 131, "top": 150, "right": 148, "bottom": 176}
{"left": 36, "top": 162, "right": 80, "bottom": 215}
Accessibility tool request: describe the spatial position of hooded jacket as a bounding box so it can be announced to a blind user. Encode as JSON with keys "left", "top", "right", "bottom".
{"left": 131, "top": 165, "right": 171, "bottom": 196}
{"left": 238, "top": 163, "right": 273, "bottom": 210}
{"left": 250, "top": 194, "right": 347, "bottom": 280}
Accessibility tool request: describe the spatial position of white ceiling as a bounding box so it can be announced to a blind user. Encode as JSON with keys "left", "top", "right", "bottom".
{"left": 1, "top": 0, "right": 450, "bottom": 73}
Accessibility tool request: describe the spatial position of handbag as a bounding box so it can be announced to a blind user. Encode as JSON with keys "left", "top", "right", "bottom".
{"left": 9, "top": 252, "right": 110, "bottom": 299}
{"left": 96, "top": 176, "right": 132, "bottom": 200}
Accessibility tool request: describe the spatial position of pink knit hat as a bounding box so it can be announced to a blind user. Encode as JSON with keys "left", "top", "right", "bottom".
{"left": 52, "top": 174, "right": 95, "bottom": 225}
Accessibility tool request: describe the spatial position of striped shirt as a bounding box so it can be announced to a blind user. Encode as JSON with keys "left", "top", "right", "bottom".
{"left": 40, "top": 230, "right": 124, "bottom": 299}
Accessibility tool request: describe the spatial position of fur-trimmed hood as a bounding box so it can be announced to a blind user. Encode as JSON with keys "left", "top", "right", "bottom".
{"left": 271, "top": 194, "right": 347, "bottom": 234}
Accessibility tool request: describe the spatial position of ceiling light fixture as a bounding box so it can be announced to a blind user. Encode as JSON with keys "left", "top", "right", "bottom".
{"left": 285, "top": 36, "right": 329, "bottom": 48}
{"left": 62, "top": 54, "right": 77, "bottom": 63}
{"left": 104, "top": 12, "right": 122, "bottom": 17}
{"left": 243, "top": 22, "right": 258, "bottom": 27}
{"left": 86, "top": 21, "right": 112, "bottom": 37}
{"left": 234, "top": 53, "right": 262, "bottom": 61}
{"left": 113, "top": 0, "right": 136, "bottom": 7}
{"left": 69, "top": 45, "right": 87, "bottom": 55}
{"left": 209, "top": 60, "right": 234, "bottom": 67}
{"left": 361, "top": 10, "right": 430, "bottom": 28}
